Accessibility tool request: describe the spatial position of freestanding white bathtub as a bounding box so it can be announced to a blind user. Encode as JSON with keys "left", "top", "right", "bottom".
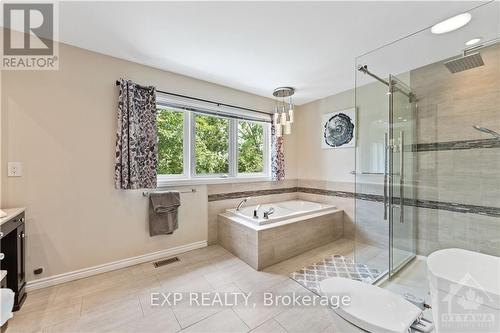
{"left": 219, "top": 200, "right": 343, "bottom": 269}
{"left": 427, "top": 248, "right": 500, "bottom": 333}
{"left": 226, "top": 200, "right": 337, "bottom": 226}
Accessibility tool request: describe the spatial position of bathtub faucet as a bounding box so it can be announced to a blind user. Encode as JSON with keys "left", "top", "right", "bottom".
{"left": 263, "top": 208, "right": 275, "bottom": 219}
{"left": 236, "top": 197, "right": 250, "bottom": 211}
{"left": 253, "top": 205, "right": 261, "bottom": 219}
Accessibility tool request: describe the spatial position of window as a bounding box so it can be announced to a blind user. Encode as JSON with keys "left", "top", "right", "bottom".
{"left": 194, "top": 114, "right": 230, "bottom": 175}
{"left": 238, "top": 121, "right": 264, "bottom": 174}
{"left": 157, "top": 108, "right": 184, "bottom": 175}
{"left": 156, "top": 98, "right": 270, "bottom": 184}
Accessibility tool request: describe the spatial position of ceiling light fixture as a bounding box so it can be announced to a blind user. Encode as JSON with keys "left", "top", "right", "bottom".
{"left": 465, "top": 37, "right": 482, "bottom": 46}
{"left": 272, "top": 87, "right": 295, "bottom": 137}
{"left": 431, "top": 13, "right": 471, "bottom": 34}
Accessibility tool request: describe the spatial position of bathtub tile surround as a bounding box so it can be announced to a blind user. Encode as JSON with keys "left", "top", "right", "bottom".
{"left": 208, "top": 187, "right": 298, "bottom": 202}
{"left": 290, "top": 255, "right": 381, "bottom": 295}
{"left": 218, "top": 206, "right": 343, "bottom": 270}
{"left": 210, "top": 176, "right": 500, "bottom": 259}
{"left": 207, "top": 180, "right": 299, "bottom": 244}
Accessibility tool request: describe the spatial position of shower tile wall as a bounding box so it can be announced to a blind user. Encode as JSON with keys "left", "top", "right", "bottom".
{"left": 411, "top": 43, "right": 500, "bottom": 256}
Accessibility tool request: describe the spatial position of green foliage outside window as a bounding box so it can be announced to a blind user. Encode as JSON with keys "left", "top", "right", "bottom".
{"left": 195, "top": 114, "right": 229, "bottom": 174}
{"left": 156, "top": 109, "right": 266, "bottom": 176}
{"left": 157, "top": 109, "right": 184, "bottom": 175}
{"left": 238, "top": 121, "right": 264, "bottom": 173}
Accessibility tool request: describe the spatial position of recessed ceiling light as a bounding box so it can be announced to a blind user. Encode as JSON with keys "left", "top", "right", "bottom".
{"left": 465, "top": 37, "right": 482, "bottom": 46}
{"left": 431, "top": 13, "right": 471, "bottom": 34}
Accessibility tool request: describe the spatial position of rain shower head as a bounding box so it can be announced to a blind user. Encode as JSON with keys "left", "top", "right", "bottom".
{"left": 444, "top": 51, "right": 484, "bottom": 73}
{"left": 472, "top": 125, "right": 500, "bottom": 139}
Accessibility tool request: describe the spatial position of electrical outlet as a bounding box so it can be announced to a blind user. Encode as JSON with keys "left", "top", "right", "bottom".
{"left": 7, "top": 162, "right": 22, "bottom": 177}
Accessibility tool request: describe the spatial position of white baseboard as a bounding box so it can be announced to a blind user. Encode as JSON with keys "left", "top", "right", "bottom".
{"left": 26, "top": 240, "right": 207, "bottom": 291}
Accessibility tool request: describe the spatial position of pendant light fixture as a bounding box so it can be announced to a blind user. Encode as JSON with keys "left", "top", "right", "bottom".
{"left": 272, "top": 87, "right": 295, "bottom": 136}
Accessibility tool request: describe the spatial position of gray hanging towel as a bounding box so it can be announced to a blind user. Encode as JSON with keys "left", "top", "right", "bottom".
{"left": 149, "top": 191, "right": 180, "bottom": 236}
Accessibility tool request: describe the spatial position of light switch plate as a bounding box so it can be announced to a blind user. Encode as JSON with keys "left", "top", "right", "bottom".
{"left": 7, "top": 162, "right": 22, "bottom": 177}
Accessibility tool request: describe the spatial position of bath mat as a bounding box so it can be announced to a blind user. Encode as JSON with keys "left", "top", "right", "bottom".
{"left": 290, "top": 255, "right": 381, "bottom": 295}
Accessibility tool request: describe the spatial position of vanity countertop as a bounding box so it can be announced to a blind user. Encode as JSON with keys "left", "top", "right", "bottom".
{"left": 0, "top": 208, "right": 26, "bottom": 227}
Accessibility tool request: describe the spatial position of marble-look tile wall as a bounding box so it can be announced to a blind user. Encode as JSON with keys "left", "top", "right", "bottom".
{"left": 411, "top": 43, "right": 500, "bottom": 256}
{"left": 297, "top": 179, "right": 355, "bottom": 241}
{"left": 297, "top": 179, "right": 387, "bottom": 249}
{"left": 417, "top": 208, "right": 500, "bottom": 256}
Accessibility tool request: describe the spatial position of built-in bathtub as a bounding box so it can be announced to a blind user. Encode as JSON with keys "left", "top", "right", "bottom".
{"left": 218, "top": 200, "right": 343, "bottom": 270}
{"left": 226, "top": 200, "right": 336, "bottom": 225}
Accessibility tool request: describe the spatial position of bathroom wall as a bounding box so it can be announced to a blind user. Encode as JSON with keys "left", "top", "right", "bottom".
{"left": 1, "top": 38, "right": 297, "bottom": 282}
{"left": 294, "top": 79, "right": 395, "bottom": 249}
{"left": 411, "top": 43, "right": 500, "bottom": 256}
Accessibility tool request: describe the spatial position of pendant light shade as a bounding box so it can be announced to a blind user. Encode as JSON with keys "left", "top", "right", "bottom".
{"left": 275, "top": 123, "right": 282, "bottom": 137}
{"left": 284, "top": 121, "right": 291, "bottom": 135}
{"left": 280, "top": 111, "right": 287, "bottom": 125}
{"left": 273, "top": 87, "right": 295, "bottom": 135}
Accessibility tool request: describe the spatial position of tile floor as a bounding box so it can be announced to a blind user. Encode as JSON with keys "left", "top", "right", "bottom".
{"left": 6, "top": 238, "right": 430, "bottom": 333}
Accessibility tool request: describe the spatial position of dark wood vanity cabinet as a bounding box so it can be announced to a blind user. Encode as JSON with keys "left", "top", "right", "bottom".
{"left": 0, "top": 211, "right": 27, "bottom": 311}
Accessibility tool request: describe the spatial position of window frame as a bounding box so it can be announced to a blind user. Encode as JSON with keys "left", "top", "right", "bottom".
{"left": 156, "top": 104, "right": 271, "bottom": 186}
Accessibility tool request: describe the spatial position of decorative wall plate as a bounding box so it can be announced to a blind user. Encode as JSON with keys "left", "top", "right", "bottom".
{"left": 322, "top": 108, "right": 356, "bottom": 149}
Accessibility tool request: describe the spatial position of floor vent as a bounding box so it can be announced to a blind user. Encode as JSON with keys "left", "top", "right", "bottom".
{"left": 153, "top": 256, "right": 180, "bottom": 268}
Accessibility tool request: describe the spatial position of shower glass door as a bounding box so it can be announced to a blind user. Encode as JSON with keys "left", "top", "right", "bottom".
{"left": 353, "top": 68, "right": 416, "bottom": 282}
{"left": 388, "top": 75, "right": 416, "bottom": 277}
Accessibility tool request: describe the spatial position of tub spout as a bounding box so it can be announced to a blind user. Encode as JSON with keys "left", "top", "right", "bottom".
{"left": 236, "top": 197, "right": 250, "bottom": 211}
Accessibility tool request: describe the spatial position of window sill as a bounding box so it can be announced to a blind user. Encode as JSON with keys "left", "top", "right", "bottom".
{"left": 157, "top": 176, "right": 272, "bottom": 187}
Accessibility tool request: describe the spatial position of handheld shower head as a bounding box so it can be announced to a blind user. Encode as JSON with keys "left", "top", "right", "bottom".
{"left": 472, "top": 125, "right": 500, "bottom": 139}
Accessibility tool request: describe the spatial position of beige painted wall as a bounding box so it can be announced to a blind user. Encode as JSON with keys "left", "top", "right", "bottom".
{"left": 295, "top": 89, "right": 356, "bottom": 183}
{"left": 1, "top": 41, "right": 297, "bottom": 282}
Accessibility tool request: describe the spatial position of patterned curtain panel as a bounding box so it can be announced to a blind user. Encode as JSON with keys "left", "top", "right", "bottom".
{"left": 114, "top": 79, "right": 158, "bottom": 189}
{"left": 271, "top": 123, "right": 285, "bottom": 181}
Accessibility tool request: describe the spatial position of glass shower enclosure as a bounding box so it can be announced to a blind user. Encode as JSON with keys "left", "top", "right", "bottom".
{"left": 354, "top": 66, "right": 417, "bottom": 279}
{"left": 352, "top": 0, "right": 499, "bottom": 283}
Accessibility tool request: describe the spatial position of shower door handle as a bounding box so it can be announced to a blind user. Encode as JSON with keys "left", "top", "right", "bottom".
{"left": 399, "top": 131, "right": 404, "bottom": 224}
{"left": 383, "top": 133, "right": 389, "bottom": 221}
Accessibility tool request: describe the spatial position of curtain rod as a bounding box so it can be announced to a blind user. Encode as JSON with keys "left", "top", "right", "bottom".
{"left": 115, "top": 80, "right": 271, "bottom": 117}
